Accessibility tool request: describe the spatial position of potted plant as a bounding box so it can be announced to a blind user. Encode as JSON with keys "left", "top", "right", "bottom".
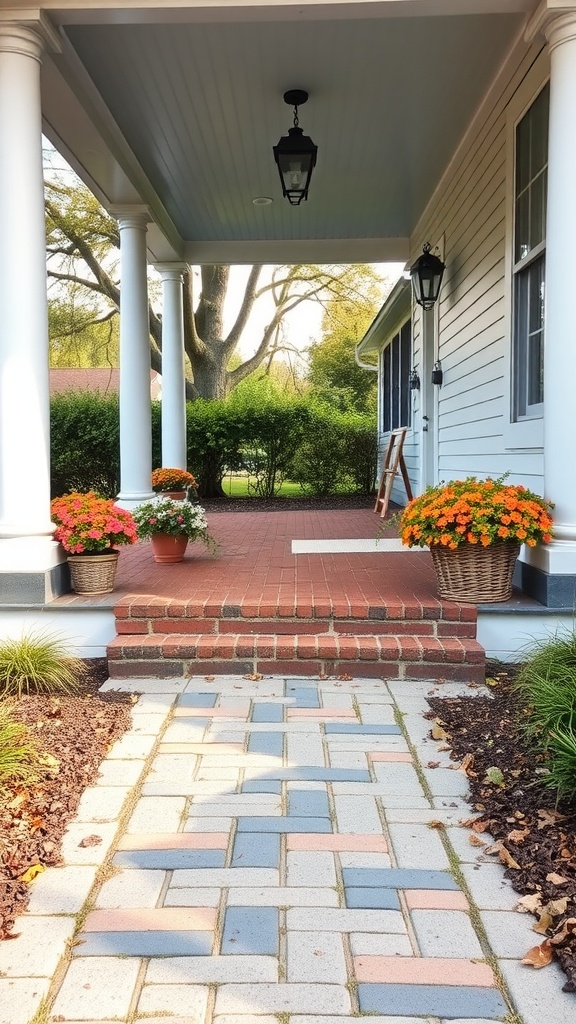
{"left": 399, "top": 476, "right": 554, "bottom": 602}
{"left": 51, "top": 491, "right": 137, "bottom": 594}
{"left": 151, "top": 467, "right": 197, "bottom": 500}
{"left": 133, "top": 496, "right": 215, "bottom": 563}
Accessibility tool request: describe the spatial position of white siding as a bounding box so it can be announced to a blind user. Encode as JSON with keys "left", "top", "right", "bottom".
{"left": 411, "top": 36, "right": 549, "bottom": 491}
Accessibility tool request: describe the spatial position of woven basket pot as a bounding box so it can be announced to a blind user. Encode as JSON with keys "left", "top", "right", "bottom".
{"left": 429, "top": 542, "right": 520, "bottom": 603}
{"left": 67, "top": 551, "right": 119, "bottom": 595}
{"left": 150, "top": 532, "right": 189, "bottom": 564}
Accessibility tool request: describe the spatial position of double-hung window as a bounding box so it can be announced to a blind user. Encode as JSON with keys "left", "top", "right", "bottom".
{"left": 512, "top": 83, "right": 548, "bottom": 420}
{"left": 381, "top": 319, "right": 411, "bottom": 433}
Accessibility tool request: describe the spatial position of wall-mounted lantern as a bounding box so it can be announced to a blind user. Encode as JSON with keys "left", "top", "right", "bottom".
{"left": 432, "top": 360, "right": 443, "bottom": 386}
{"left": 410, "top": 243, "right": 446, "bottom": 310}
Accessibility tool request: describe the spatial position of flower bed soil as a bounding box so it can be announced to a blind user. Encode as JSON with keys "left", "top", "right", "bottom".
{"left": 0, "top": 660, "right": 131, "bottom": 938}
{"left": 428, "top": 670, "right": 576, "bottom": 993}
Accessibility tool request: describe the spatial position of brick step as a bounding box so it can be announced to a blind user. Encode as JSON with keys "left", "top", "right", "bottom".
{"left": 106, "top": 632, "right": 485, "bottom": 683}
{"left": 115, "top": 616, "right": 476, "bottom": 639}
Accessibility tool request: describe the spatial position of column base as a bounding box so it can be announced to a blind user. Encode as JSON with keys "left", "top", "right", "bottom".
{"left": 116, "top": 491, "right": 155, "bottom": 510}
{"left": 518, "top": 561, "right": 576, "bottom": 608}
{"left": 0, "top": 537, "right": 70, "bottom": 605}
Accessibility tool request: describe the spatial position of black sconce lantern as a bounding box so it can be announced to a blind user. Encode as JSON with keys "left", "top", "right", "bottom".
{"left": 408, "top": 367, "right": 420, "bottom": 391}
{"left": 273, "top": 90, "right": 318, "bottom": 206}
{"left": 432, "top": 361, "right": 443, "bottom": 386}
{"left": 410, "top": 243, "right": 446, "bottom": 310}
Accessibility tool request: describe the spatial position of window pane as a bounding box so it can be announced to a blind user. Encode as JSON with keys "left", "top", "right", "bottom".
{"left": 531, "top": 84, "right": 549, "bottom": 178}
{"left": 530, "top": 168, "right": 547, "bottom": 251}
{"left": 391, "top": 336, "right": 400, "bottom": 430}
{"left": 528, "top": 332, "right": 544, "bottom": 407}
{"left": 514, "top": 255, "right": 545, "bottom": 417}
{"left": 515, "top": 190, "right": 531, "bottom": 262}
{"left": 382, "top": 346, "right": 391, "bottom": 433}
{"left": 515, "top": 115, "right": 531, "bottom": 196}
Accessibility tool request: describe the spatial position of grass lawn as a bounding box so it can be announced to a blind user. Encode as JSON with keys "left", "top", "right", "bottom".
{"left": 223, "top": 475, "right": 305, "bottom": 498}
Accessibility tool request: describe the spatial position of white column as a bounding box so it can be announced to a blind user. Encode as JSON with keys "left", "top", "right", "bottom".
{"left": 113, "top": 209, "right": 155, "bottom": 509}
{"left": 154, "top": 263, "right": 188, "bottom": 470}
{"left": 0, "top": 23, "right": 63, "bottom": 575}
{"left": 529, "top": 10, "right": 576, "bottom": 576}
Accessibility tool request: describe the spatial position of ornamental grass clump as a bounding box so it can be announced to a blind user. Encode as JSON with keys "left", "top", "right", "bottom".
{"left": 0, "top": 631, "right": 82, "bottom": 698}
{"left": 151, "top": 467, "right": 198, "bottom": 492}
{"left": 400, "top": 476, "right": 554, "bottom": 550}
{"left": 51, "top": 491, "right": 138, "bottom": 554}
{"left": 133, "top": 496, "right": 216, "bottom": 550}
{"left": 0, "top": 704, "right": 40, "bottom": 788}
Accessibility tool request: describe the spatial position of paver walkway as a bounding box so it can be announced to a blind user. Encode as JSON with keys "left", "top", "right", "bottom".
{"left": 2, "top": 675, "right": 573, "bottom": 1024}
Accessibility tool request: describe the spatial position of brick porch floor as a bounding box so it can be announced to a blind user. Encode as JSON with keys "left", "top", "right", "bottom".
{"left": 106, "top": 509, "right": 485, "bottom": 682}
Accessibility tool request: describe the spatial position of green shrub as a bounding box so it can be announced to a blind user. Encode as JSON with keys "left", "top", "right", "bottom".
{"left": 514, "top": 631, "right": 576, "bottom": 801}
{"left": 50, "top": 391, "right": 121, "bottom": 498}
{"left": 0, "top": 704, "right": 39, "bottom": 787}
{"left": 0, "top": 632, "right": 82, "bottom": 699}
{"left": 186, "top": 400, "right": 246, "bottom": 498}
{"left": 290, "top": 406, "right": 377, "bottom": 496}
{"left": 229, "top": 385, "right": 310, "bottom": 498}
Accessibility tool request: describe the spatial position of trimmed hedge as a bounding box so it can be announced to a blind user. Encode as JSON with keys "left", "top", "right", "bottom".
{"left": 50, "top": 391, "right": 377, "bottom": 499}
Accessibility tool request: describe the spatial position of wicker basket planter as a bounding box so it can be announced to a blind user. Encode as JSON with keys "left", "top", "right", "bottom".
{"left": 429, "top": 542, "right": 520, "bottom": 603}
{"left": 67, "top": 551, "right": 120, "bottom": 595}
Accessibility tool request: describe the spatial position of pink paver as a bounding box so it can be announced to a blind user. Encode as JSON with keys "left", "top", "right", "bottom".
{"left": 369, "top": 751, "right": 413, "bottom": 762}
{"left": 286, "top": 707, "right": 357, "bottom": 718}
{"left": 84, "top": 907, "right": 217, "bottom": 932}
{"left": 404, "top": 889, "right": 470, "bottom": 910}
{"left": 117, "top": 832, "right": 229, "bottom": 851}
{"left": 353, "top": 955, "right": 495, "bottom": 987}
{"left": 287, "top": 834, "right": 388, "bottom": 852}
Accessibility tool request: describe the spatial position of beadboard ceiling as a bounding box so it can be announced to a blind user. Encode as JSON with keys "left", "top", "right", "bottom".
{"left": 42, "top": 5, "right": 526, "bottom": 262}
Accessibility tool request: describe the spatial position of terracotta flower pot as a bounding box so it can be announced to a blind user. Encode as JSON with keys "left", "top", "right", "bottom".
{"left": 157, "top": 490, "right": 186, "bottom": 500}
{"left": 150, "top": 532, "right": 189, "bottom": 563}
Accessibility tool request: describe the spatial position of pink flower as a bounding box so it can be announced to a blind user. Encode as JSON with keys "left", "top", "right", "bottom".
{"left": 149, "top": 517, "right": 157, "bottom": 525}
{"left": 177, "top": 516, "right": 183, "bottom": 523}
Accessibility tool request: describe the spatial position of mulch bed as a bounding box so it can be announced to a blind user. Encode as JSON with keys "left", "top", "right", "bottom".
{"left": 428, "top": 669, "right": 576, "bottom": 993}
{"left": 202, "top": 493, "right": 378, "bottom": 513}
{"left": 0, "top": 660, "right": 132, "bottom": 938}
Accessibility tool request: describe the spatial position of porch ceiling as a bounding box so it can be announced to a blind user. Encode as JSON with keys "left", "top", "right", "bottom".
{"left": 41, "top": 3, "right": 527, "bottom": 263}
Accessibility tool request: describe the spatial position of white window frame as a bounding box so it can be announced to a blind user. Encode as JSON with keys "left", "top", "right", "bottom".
{"left": 380, "top": 316, "right": 412, "bottom": 435}
{"left": 503, "top": 53, "right": 549, "bottom": 451}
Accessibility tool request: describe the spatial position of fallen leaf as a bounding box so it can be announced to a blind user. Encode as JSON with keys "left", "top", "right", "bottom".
{"left": 431, "top": 722, "right": 448, "bottom": 741}
{"left": 318, "top": 673, "right": 329, "bottom": 680}
{"left": 507, "top": 828, "right": 530, "bottom": 844}
{"left": 516, "top": 893, "right": 543, "bottom": 915}
{"left": 546, "top": 872, "right": 569, "bottom": 886}
{"left": 550, "top": 918, "right": 576, "bottom": 947}
{"left": 204, "top": 675, "right": 215, "bottom": 681}
{"left": 19, "top": 864, "right": 45, "bottom": 884}
{"left": 337, "top": 674, "right": 353, "bottom": 681}
{"left": 469, "top": 835, "right": 485, "bottom": 847}
{"left": 547, "top": 897, "right": 570, "bottom": 917}
{"left": 427, "top": 820, "right": 445, "bottom": 830}
{"left": 498, "top": 846, "right": 521, "bottom": 870}
{"left": 243, "top": 673, "right": 263, "bottom": 681}
{"left": 485, "top": 676, "right": 500, "bottom": 687}
{"left": 533, "top": 910, "right": 554, "bottom": 935}
{"left": 427, "top": 761, "right": 440, "bottom": 769}
{"left": 459, "top": 753, "right": 475, "bottom": 774}
{"left": 79, "top": 835, "right": 103, "bottom": 848}
{"left": 521, "top": 939, "right": 554, "bottom": 968}
{"left": 537, "top": 808, "right": 567, "bottom": 829}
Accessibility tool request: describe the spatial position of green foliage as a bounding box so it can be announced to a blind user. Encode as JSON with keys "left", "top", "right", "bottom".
{"left": 186, "top": 400, "right": 246, "bottom": 498}
{"left": 50, "top": 391, "right": 121, "bottom": 498}
{"left": 0, "top": 632, "right": 82, "bottom": 699}
{"left": 514, "top": 632, "right": 576, "bottom": 801}
{"left": 49, "top": 297, "right": 119, "bottom": 368}
{"left": 0, "top": 704, "right": 40, "bottom": 788}
{"left": 229, "top": 381, "right": 310, "bottom": 498}
{"left": 290, "top": 406, "right": 378, "bottom": 496}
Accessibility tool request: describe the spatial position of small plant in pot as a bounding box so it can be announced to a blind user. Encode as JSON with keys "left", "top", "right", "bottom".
{"left": 51, "top": 491, "right": 138, "bottom": 594}
{"left": 151, "top": 467, "right": 197, "bottom": 499}
{"left": 133, "top": 496, "right": 216, "bottom": 563}
{"left": 399, "top": 476, "right": 554, "bottom": 603}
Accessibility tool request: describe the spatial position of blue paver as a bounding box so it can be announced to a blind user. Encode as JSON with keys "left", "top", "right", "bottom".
{"left": 288, "top": 788, "right": 330, "bottom": 818}
{"left": 342, "top": 868, "right": 459, "bottom": 890}
{"left": 251, "top": 702, "right": 284, "bottom": 722}
{"left": 241, "top": 779, "right": 283, "bottom": 794}
{"left": 358, "top": 984, "right": 507, "bottom": 1019}
{"left": 113, "top": 850, "right": 226, "bottom": 870}
{"left": 255, "top": 768, "right": 370, "bottom": 782}
{"left": 248, "top": 731, "right": 283, "bottom": 756}
{"left": 286, "top": 685, "right": 320, "bottom": 708}
{"left": 345, "top": 887, "right": 401, "bottom": 910}
{"left": 232, "top": 833, "right": 280, "bottom": 868}
{"left": 222, "top": 907, "right": 279, "bottom": 955}
{"left": 176, "top": 692, "right": 218, "bottom": 707}
{"left": 237, "top": 816, "right": 332, "bottom": 833}
{"left": 76, "top": 931, "right": 213, "bottom": 956}
{"left": 325, "top": 723, "right": 402, "bottom": 734}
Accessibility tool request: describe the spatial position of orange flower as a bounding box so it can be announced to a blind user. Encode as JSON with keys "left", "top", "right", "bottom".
{"left": 497, "top": 526, "right": 510, "bottom": 539}
{"left": 516, "top": 528, "right": 527, "bottom": 540}
{"left": 480, "top": 535, "right": 491, "bottom": 546}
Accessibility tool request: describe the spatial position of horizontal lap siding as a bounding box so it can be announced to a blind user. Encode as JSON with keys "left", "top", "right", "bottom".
{"left": 414, "top": 37, "right": 546, "bottom": 486}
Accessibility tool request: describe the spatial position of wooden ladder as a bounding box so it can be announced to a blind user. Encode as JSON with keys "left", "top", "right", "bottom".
{"left": 373, "top": 427, "right": 413, "bottom": 518}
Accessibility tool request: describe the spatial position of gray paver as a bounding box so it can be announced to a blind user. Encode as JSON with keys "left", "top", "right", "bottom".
{"left": 214, "top": 983, "right": 351, "bottom": 1015}
{"left": 26, "top": 865, "right": 98, "bottom": 914}
{"left": 0, "top": 978, "right": 51, "bottom": 1024}
{"left": 136, "top": 982, "right": 210, "bottom": 1017}
{"left": 410, "top": 909, "right": 483, "bottom": 958}
{"left": 481, "top": 909, "right": 543, "bottom": 958}
{"left": 0, "top": 916, "right": 75, "bottom": 977}
{"left": 286, "top": 930, "right": 347, "bottom": 983}
{"left": 499, "top": 959, "right": 574, "bottom": 1020}
{"left": 145, "top": 955, "right": 278, "bottom": 983}
{"left": 95, "top": 868, "right": 166, "bottom": 909}
{"left": 52, "top": 957, "right": 142, "bottom": 1019}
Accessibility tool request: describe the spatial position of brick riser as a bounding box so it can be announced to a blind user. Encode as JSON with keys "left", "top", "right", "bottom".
{"left": 107, "top": 633, "right": 485, "bottom": 683}
{"left": 109, "top": 597, "right": 484, "bottom": 683}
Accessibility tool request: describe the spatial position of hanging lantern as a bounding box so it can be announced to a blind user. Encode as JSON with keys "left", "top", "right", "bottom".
{"left": 273, "top": 90, "right": 318, "bottom": 206}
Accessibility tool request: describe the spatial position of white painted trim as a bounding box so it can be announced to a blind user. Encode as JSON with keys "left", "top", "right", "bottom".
{"left": 477, "top": 608, "right": 576, "bottom": 661}
{"left": 357, "top": 278, "right": 411, "bottom": 358}
{"left": 502, "top": 53, "right": 549, "bottom": 451}
{"left": 184, "top": 238, "right": 409, "bottom": 266}
{"left": 0, "top": 606, "right": 116, "bottom": 658}
{"left": 291, "top": 538, "right": 427, "bottom": 553}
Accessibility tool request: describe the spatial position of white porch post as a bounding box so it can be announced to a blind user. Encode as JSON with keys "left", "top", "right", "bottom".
{"left": 113, "top": 209, "right": 155, "bottom": 509}
{"left": 524, "top": 8, "right": 576, "bottom": 601}
{"left": 0, "top": 21, "right": 66, "bottom": 600}
{"left": 154, "top": 263, "right": 188, "bottom": 470}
